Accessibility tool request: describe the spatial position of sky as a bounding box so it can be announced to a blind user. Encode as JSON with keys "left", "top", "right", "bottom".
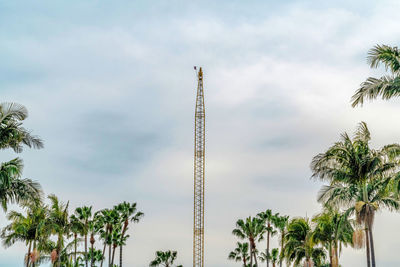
{"left": 1, "top": 0, "right": 400, "bottom": 266}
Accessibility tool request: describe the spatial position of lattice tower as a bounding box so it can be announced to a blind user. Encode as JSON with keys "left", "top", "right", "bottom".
{"left": 193, "top": 67, "right": 205, "bottom": 267}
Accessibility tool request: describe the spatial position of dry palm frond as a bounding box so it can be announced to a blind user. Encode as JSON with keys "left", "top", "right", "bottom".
{"left": 51, "top": 249, "right": 58, "bottom": 263}
{"left": 303, "top": 259, "right": 314, "bottom": 267}
{"left": 352, "top": 229, "right": 365, "bottom": 249}
{"left": 30, "top": 249, "right": 39, "bottom": 263}
{"left": 331, "top": 248, "right": 338, "bottom": 267}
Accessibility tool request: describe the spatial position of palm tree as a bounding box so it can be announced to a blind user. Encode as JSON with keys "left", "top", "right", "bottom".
{"left": 96, "top": 208, "right": 119, "bottom": 267}
{"left": 86, "top": 248, "right": 103, "bottom": 267}
{"left": 318, "top": 177, "right": 399, "bottom": 267}
{"left": 75, "top": 206, "right": 92, "bottom": 267}
{"left": 228, "top": 242, "right": 251, "bottom": 266}
{"left": 232, "top": 216, "right": 266, "bottom": 266}
{"left": 257, "top": 210, "right": 277, "bottom": 267}
{"left": 47, "top": 194, "right": 70, "bottom": 267}
{"left": 269, "top": 248, "right": 279, "bottom": 267}
{"left": 149, "top": 250, "right": 182, "bottom": 267}
{"left": 0, "top": 158, "right": 42, "bottom": 212}
{"left": 1, "top": 201, "right": 48, "bottom": 267}
{"left": 70, "top": 214, "right": 84, "bottom": 265}
{"left": 312, "top": 209, "right": 353, "bottom": 267}
{"left": 351, "top": 45, "right": 400, "bottom": 107}
{"left": 115, "top": 202, "right": 144, "bottom": 267}
{"left": 311, "top": 122, "right": 400, "bottom": 267}
{"left": 273, "top": 215, "right": 289, "bottom": 267}
{"left": 284, "top": 218, "right": 326, "bottom": 267}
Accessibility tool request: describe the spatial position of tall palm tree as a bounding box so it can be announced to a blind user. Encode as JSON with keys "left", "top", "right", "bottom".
{"left": 284, "top": 218, "right": 326, "bottom": 267}
{"left": 149, "top": 250, "right": 183, "bottom": 267}
{"left": 257, "top": 210, "right": 277, "bottom": 267}
{"left": 312, "top": 209, "right": 353, "bottom": 267}
{"left": 232, "top": 216, "right": 266, "bottom": 266}
{"left": 311, "top": 122, "right": 400, "bottom": 267}
{"left": 0, "top": 158, "right": 42, "bottom": 212}
{"left": 75, "top": 206, "right": 92, "bottom": 267}
{"left": 115, "top": 202, "right": 144, "bottom": 267}
{"left": 273, "top": 215, "right": 289, "bottom": 267}
{"left": 228, "top": 242, "right": 251, "bottom": 266}
{"left": 351, "top": 45, "right": 400, "bottom": 107}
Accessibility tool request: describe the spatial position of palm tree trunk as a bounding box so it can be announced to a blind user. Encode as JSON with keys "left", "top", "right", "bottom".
{"left": 85, "top": 233, "right": 88, "bottom": 267}
{"left": 250, "top": 247, "right": 253, "bottom": 267}
{"left": 26, "top": 241, "right": 32, "bottom": 267}
{"left": 119, "top": 245, "right": 123, "bottom": 267}
{"left": 100, "top": 240, "right": 107, "bottom": 267}
{"left": 32, "top": 240, "right": 36, "bottom": 267}
{"left": 243, "top": 255, "right": 247, "bottom": 266}
{"left": 108, "top": 243, "right": 112, "bottom": 267}
{"left": 267, "top": 226, "right": 270, "bottom": 267}
{"left": 74, "top": 233, "right": 77, "bottom": 265}
{"left": 334, "top": 244, "right": 339, "bottom": 267}
{"left": 254, "top": 249, "right": 258, "bottom": 266}
{"left": 365, "top": 228, "right": 371, "bottom": 267}
{"left": 279, "top": 231, "right": 284, "bottom": 267}
{"left": 111, "top": 245, "right": 117, "bottom": 266}
{"left": 368, "top": 224, "right": 376, "bottom": 267}
{"left": 329, "top": 242, "right": 333, "bottom": 267}
{"left": 91, "top": 241, "right": 94, "bottom": 267}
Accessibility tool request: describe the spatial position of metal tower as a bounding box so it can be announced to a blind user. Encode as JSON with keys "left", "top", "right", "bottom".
{"left": 193, "top": 67, "right": 205, "bottom": 267}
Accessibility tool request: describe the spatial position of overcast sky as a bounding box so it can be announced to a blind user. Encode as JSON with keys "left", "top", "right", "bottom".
{"left": 2, "top": 0, "right": 400, "bottom": 266}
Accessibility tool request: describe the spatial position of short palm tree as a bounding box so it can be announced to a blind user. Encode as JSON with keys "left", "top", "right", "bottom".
{"left": 312, "top": 209, "right": 353, "bottom": 267}
{"left": 47, "top": 194, "right": 70, "bottom": 267}
{"left": 232, "top": 217, "right": 266, "bottom": 266}
{"left": 75, "top": 206, "right": 92, "bottom": 267}
{"left": 115, "top": 201, "right": 144, "bottom": 267}
{"left": 269, "top": 248, "right": 279, "bottom": 267}
{"left": 149, "top": 250, "right": 183, "bottom": 267}
{"left": 1, "top": 201, "right": 48, "bottom": 267}
{"left": 273, "top": 215, "right": 289, "bottom": 267}
{"left": 284, "top": 218, "right": 326, "bottom": 267}
{"left": 69, "top": 214, "right": 84, "bottom": 265}
{"left": 351, "top": 44, "right": 400, "bottom": 107}
{"left": 257, "top": 210, "right": 277, "bottom": 267}
{"left": 228, "top": 242, "right": 251, "bottom": 266}
{"left": 311, "top": 122, "right": 400, "bottom": 267}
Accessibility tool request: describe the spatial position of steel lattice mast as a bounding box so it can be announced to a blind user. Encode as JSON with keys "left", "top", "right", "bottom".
{"left": 193, "top": 67, "right": 205, "bottom": 267}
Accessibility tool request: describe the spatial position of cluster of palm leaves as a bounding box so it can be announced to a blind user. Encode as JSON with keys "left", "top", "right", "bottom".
{"left": 1, "top": 197, "right": 144, "bottom": 267}
{"left": 0, "top": 102, "right": 43, "bottom": 212}
{"left": 149, "top": 250, "right": 183, "bottom": 267}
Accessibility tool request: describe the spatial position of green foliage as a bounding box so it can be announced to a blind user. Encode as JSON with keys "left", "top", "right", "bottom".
{"left": 351, "top": 44, "right": 400, "bottom": 106}
{"left": 284, "top": 218, "right": 326, "bottom": 266}
{"left": 228, "top": 242, "right": 250, "bottom": 266}
{"left": 149, "top": 250, "right": 182, "bottom": 267}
